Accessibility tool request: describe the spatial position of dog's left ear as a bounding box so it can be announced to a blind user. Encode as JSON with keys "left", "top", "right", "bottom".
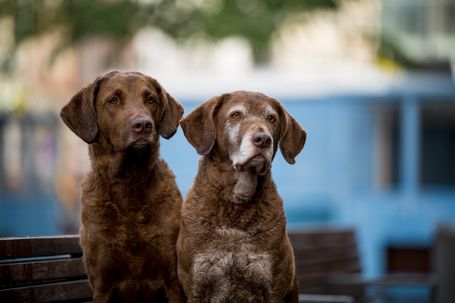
{"left": 278, "top": 105, "right": 307, "bottom": 164}
{"left": 159, "top": 91, "right": 184, "bottom": 139}
{"left": 147, "top": 77, "right": 184, "bottom": 139}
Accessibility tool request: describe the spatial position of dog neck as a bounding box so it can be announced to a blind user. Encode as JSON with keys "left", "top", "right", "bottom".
{"left": 232, "top": 170, "right": 258, "bottom": 203}
{"left": 198, "top": 154, "right": 270, "bottom": 204}
{"left": 89, "top": 142, "right": 160, "bottom": 180}
{"left": 87, "top": 143, "right": 162, "bottom": 211}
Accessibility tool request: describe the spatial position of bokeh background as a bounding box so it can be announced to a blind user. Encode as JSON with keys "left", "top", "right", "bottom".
{"left": 0, "top": 0, "right": 454, "bottom": 301}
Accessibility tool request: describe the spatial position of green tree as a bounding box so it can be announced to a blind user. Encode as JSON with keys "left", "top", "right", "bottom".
{"left": 0, "top": 0, "right": 338, "bottom": 65}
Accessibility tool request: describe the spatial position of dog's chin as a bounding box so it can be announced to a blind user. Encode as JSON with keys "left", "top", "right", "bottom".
{"left": 127, "top": 138, "right": 154, "bottom": 152}
{"left": 233, "top": 155, "right": 271, "bottom": 176}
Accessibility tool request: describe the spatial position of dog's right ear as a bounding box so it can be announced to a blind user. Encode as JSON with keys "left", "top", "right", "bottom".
{"left": 60, "top": 77, "right": 104, "bottom": 144}
{"left": 180, "top": 95, "right": 224, "bottom": 155}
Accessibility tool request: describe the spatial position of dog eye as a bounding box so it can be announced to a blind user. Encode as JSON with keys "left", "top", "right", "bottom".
{"left": 108, "top": 96, "right": 119, "bottom": 104}
{"left": 146, "top": 95, "right": 156, "bottom": 104}
{"left": 230, "top": 111, "right": 242, "bottom": 119}
{"left": 267, "top": 115, "right": 276, "bottom": 123}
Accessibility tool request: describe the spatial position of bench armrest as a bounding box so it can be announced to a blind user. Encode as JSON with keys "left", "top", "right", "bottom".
{"left": 299, "top": 294, "right": 354, "bottom": 303}
{"left": 326, "top": 273, "right": 436, "bottom": 288}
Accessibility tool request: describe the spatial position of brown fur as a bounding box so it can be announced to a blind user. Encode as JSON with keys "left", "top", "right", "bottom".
{"left": 60, "top": 71, "right": 185, "bottom": 302}
{"left": 177, "top": 91, "right": 306, "bottom": 303}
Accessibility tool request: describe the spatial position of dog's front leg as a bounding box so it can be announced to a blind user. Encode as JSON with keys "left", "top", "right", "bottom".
{"left": 165, "top": 281, "right": 187, "bottom": 303}
{"left": 92, "top": 289, "right": 117, "bottom": 303}
{"left": 284, "top": 274, "right": 299, "bottom": 303}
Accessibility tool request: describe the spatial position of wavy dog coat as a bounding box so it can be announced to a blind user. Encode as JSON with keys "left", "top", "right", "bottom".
{"left": 177, "top": 91, "right": 306, "bottom": 303}
{"left": 61, "top": 71, "right": 185, "bottom": 302}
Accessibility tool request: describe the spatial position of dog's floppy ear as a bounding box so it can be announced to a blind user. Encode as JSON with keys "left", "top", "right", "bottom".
{"left": 159, "top": 91, "right": 184, "bottom": 139}
{"left": 60, "top": 75, "right": 106, "bottom": 144}
{"left": 144, "top": 76, "right": 183, "bottom": 139}
{"left": 180, "top": 95, "right": 224, "bottom": 155}
{"left": 278, "top": 105, "right": 307, "bottom": 164}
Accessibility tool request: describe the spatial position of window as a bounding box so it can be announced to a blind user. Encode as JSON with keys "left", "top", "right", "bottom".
{"left": 375, "top": 103, "right": 400, "bottom": 190}
{"left": 420, "top": 103, "right": 455, "bottom": 188}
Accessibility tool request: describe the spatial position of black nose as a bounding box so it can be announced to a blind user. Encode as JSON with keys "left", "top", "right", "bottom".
{"left": 252, "top": 132, "right": 272, "bottom": 148}
{"left": 131, "top": 117, "right": 153, "bottom": 134}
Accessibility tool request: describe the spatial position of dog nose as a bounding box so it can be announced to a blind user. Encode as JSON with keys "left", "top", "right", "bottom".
{"left": 252, "top": 132, "right": 272, "bottom": 149}
{"left": 131, "top": 117, "right": 152, "bottom": 134}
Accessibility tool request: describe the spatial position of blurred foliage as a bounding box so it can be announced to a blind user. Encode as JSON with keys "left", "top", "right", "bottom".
{"left": 0, "top": 0, "right": 338, "bottom": 63}
{"left": 377, "top": 35, "right": 419, "bottom": 70}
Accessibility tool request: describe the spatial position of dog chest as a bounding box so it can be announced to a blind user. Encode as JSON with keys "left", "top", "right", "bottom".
{"left": 193, "top": 249, "right": 272, "bottom": 280}
{"left": 191, "top": 227, "right": 273, "bottom": 299}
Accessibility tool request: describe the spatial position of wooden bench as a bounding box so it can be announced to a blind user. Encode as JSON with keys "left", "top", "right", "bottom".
{"left": 0, "top": 235, "right": 92, "bottom": 302}
{"left": 0, "top": 234, "right": 351, "bottom": 303}
{"left": 289, "top": 228, "right": 436, "bottom": 302}
{"left": 289, "top": 228, "right": 363, "bottom": 299}
{"left": 0, "top": 229, "right": 434, "bottom": 303}
{"left": 0, "top": 234, "right": 354, "bottom": 303}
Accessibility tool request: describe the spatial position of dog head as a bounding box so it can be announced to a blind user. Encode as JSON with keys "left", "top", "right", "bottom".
{"left": 181, "top": 91, "right": 306, "bottom": 175}
{"left": 60, "top": 71, "right": 183, "bottom": 152}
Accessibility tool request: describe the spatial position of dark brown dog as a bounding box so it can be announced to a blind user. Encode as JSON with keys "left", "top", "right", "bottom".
{"left": 177, "top": 91, "right": 306, "bottom": 303}
{"left": 60, "top": 71, "right": 185, "bottom": 302}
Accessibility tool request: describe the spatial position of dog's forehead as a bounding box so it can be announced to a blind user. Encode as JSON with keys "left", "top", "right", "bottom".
{"left": 100, "top": 73, "right": 154, "bottom": 92}
{"left": 223, "top": 92, "right": 278, "bottom": 115}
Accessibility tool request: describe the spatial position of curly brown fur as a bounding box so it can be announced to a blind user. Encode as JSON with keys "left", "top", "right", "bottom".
{"left": 178, "top": 91, "right": 306, "bottom": 303}
{"left": 61, "top": 71, "right": 185, "bottom": 303}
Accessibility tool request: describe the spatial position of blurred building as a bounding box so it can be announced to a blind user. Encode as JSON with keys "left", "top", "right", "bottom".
{"left": 382, "top": 0, "right": 455, "bottom": 66}
{"left": 0, "top": 2, "right": 454, "bottom": 301}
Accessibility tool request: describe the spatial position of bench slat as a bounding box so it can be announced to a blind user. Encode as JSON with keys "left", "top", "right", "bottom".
{"left": 297, "top": 267, "right": 361, "bottom": 284}
{"left": 0, "top": 280, "right": 92, "bottom": 303}
{"left": 288, "top": 230, "right": 356, "bottom": 247}
{"left": 297, "top": 259, "right": 361, "bottom": 277}
{"left": 294, "top": 246, "right": 358, "bottom": 262}
{"left": 0, "top": 235, "right": 82, "bottom": 259}
{"left": 0, "top": 258, "right": 86, "bottom": 285}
